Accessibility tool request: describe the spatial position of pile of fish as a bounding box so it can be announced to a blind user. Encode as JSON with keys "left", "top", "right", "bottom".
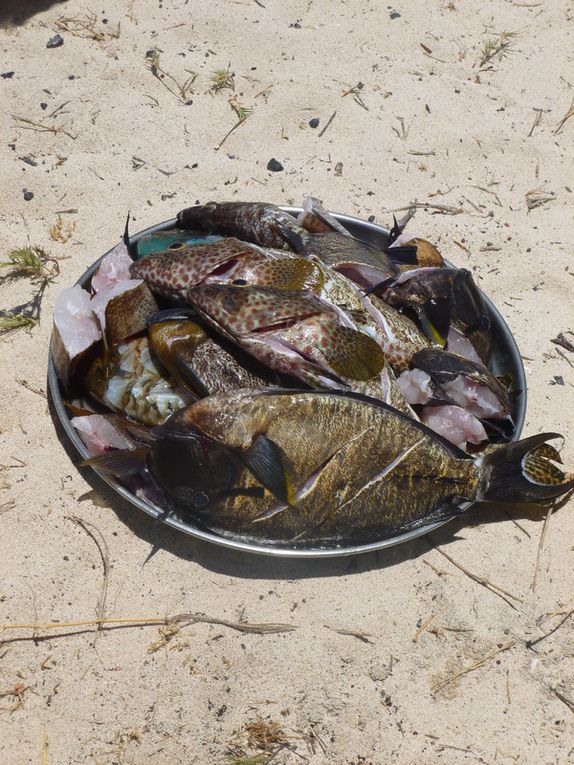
{"left": 51, "top": 198, "right": 573, "bottom": 547}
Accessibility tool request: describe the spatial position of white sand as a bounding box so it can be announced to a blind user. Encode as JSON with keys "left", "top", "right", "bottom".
{"left": 1, "top": 1, "right": 573, "bottom": 762}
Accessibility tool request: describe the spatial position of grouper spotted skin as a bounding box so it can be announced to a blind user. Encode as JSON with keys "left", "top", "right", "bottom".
{"left": 89, "top": 390, "right": 573, "bottom": 546}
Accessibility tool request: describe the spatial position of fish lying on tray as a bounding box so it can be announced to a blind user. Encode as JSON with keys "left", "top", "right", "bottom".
{"left": 52, "top": 197, "right": 573, "bottom": 548}
{"left": 86, "top": 389, "right": 573, "bottom": 546}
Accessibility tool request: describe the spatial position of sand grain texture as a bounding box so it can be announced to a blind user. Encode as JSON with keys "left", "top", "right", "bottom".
{"left": 0, "top": 1, "right": 573, "bottom": 763}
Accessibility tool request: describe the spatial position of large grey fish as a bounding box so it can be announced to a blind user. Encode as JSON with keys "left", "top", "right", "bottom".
{"left": 88, "top": 389, "right": 573, "bottom": 545}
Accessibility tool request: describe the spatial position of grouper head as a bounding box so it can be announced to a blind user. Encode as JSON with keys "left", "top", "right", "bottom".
{"left": 130, "top": 238, "right": 268, "bottom": 300}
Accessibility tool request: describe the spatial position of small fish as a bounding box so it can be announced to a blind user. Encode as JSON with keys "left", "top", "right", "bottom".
{"left": 135, "top": 229, "right": 223, "bottom": 260}
{"left": 147, "top": 313, "right": 295, "bottom": 396}
{"left": 84, "top": 337, "right": 192, "bottom": 426}
{"left": 88, "top": 389, "right": 574, "bottom": 544}
{"left": 176, "top": 202, "right": 299, "bottom": 248}
{"left": 378, "top": 267, "right": 492, "bottom": 362}
{"left": 386, "top": 216, "right": 445, "bottom": 269}
{"left": 275, "top": 219, "right": 398, "bottom": 289}
{"left": 187, "top": 283, "right": 387, "bottom": 390}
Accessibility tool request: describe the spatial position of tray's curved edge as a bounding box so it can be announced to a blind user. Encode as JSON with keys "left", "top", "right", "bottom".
{"left": 47, "top": 209, "right": 526, "bottom": 558}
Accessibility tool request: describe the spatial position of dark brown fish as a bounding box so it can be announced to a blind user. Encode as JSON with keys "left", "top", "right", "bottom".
{"left": 379, "top": 267, "right": 492, "bottom": 362}
{"left": 147, "top": 315, "right": 294, "bottom": 396}
{"left": 275, "top": 219, "right": 397, "bottom": 289}
{"left": 176, "top": 202, "right": 298, "bottom": 248}
{"left": 89, "top": 390, "right": 573, "bottom": 545}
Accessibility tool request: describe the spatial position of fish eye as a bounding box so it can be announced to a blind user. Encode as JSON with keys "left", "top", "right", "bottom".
{"left": 190, "top": 490, "right": 210, "bottom": 509}
{"left": 232, "top": 278, "right": 248, "bottom": 286}
{"left": 169, "top": 242, "right": 185, "bottom": 250}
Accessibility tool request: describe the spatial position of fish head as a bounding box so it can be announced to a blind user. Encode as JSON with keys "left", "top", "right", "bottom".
{"left": 130, "top": 238, "right": 268, "bottom": 298}
{"left": 150, "top": 411, "right": 246, "bottom": 513}
{"left": 189, "top": 284, "right": 326, "bottom": 338}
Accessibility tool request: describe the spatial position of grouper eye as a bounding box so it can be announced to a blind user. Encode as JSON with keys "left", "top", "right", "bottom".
{"left": 169, "top": 242, "right": 185, "bottom": 250}
{"left": 232, "top": 278, "right": 248, "bottom": 286}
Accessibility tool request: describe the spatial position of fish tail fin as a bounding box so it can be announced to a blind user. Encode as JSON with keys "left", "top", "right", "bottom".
{"left": 81, "top": 447, "right": 149, "bottom": 476}
{"left": 478, "top": 433, "right": 574, "bottom": 503}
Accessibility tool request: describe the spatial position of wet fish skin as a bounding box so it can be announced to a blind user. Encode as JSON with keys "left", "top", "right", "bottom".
{"left": 130, "top": 238, "right": 272, "bottom": 300}
{"left": 135, "top": 230, "right": 224, "bottom": 260}
{"left": 276, "top": 220, "right": 398, "bottom": 289}
{"left": 410, "top": 348, "right": 512, "bottom": 418}
{"left": 147, "top": 316, "right": 293, "bottom": 396}
{"left": 145, "top": 390, "right": 572, "bottom": 544}
{"left": 187, "top": 284, "right": 387, "bottom": 390}
{"left": 176, "top": 202, "right": 298, "bottom": 248}
{"left": 381, "top": 267, "right": 491, "bottom": 361}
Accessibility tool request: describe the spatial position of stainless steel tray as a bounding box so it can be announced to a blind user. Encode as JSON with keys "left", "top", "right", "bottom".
{"left": 48, "top": 208, "right": 527, "bottom": 557}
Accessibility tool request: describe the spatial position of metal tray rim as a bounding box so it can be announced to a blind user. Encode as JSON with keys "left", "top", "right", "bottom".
{"left": 47, "top": 209, "right": 527, "bottom": 558}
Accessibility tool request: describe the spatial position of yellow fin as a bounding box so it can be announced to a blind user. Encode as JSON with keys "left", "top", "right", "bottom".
{"left": 324, "top": 327, "right": 386, "bottom": 381}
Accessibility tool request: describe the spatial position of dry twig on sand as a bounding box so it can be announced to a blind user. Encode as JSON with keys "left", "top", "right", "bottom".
{"left": 145, "top": 49, "right": 196, "bottom": 103}
{"left": 0, "top": 614, "right": 298, "bottom": 645}
{"left": 66, "top": 516, "right": 110, "bottom": 631}
{"left": 429, "top": 542, "right": 522, "bottom": 610}
{"left": 432, "top": 641, "right": 516, "bottom": 694}
{"left": 554, "top": 98, "right": 574, "bottom": 134}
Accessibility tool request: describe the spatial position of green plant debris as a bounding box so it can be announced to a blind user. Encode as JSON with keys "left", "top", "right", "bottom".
{"left": 145, "top": 49, "right": 197, "bottom": 103}
{"left": 55, "top": 12, "right": 120, "bottom": 43}
{"left": 211, "top": 68, "right": 235, "bottom": 93}
{"left": 0, "top": 246, "right": 59, "bottom": 287}
{"left": 0, "top": 246, "right": 60, "bottom": 335}
{"left": 0, "top": 313, "right": 37, "bottom": 334}
{"left": 478, "top": 30, "right": 520, "bottom": 68}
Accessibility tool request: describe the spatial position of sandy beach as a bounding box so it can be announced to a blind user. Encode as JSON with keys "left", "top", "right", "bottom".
{"left": 1, "top": 0, "right": 573, "bottom": 762}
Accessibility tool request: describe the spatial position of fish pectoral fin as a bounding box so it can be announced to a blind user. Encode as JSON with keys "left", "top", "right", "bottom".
{"left": 240, "top": 434, "right": 294, "bottom": 505}
{"left": 273, "top": 218, "right": 306, "bottom": 252}
{"left": 324, "top": 326, "right": 386, "bottom": 381}
{"left": 81, "top": 447, "right": 149, "bottom": 476}
{"left": 417, "top": 301, "right": 450, "bottom": 347}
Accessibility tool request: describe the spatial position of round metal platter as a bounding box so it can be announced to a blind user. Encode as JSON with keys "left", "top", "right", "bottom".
{"left": 48, "top": 208, "right": 527, "bottom": 558}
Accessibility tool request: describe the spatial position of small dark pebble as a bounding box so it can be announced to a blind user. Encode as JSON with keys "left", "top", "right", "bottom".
{"left": 46, "top": 34, "right": 64, "bottom": 49}
{"left": 40, "top": 102, "right": 48, "bottom": 110}
{"left": 102, "top": 18, "right": 108, "bottom": 23}
{"left": 1, "top": 71, "right": 14, "bottom": 79}
{"left": 68, "top": 74, "right": 75, "bottom": 80}
{"left": 20, "top": 155, "right": 38, "bottom": 167}
{"left": 145, "top": 49, "right": 155, "bottom": 58}
{"left": 23, "top": 190, "right": 34, "bottom": 201}
{"left": 267, "top": 158, "right": 284, "bottom": 172}
{"left": 368, "top": 215, "right": 375, "bottom": 222}
{"left": 309, "top": 117, "right": 320, "bottom": 128}
{"left": 551, "top": 376, "right": 565, "bottom": 386}
{"left": 389, "top": 10, "right": 401, "bottom": 19}
{"left": 185, "top": 99, "right": 193, "bottom": 105}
